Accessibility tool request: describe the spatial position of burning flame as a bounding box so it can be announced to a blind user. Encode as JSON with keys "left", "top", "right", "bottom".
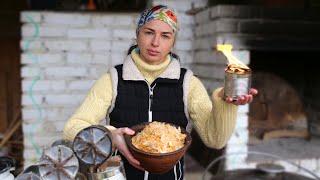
{"left": 216, "top": 44, "right": 250, "bottom": 74}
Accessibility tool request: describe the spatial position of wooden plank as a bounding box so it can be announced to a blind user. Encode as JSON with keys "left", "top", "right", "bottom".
{"left": 0, "top": 13, "right": 21, "bottom": 134}
{"left": 0, "top": 114, "right": 22, "bottom": 148}
{"left": 0, "top": 72, "right": 8, "bottom": 133}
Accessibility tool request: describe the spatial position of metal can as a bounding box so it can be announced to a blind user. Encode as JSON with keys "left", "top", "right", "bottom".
{"left": 224, "top": 70, "right": 251, "bottom": 100}
{"left": 88, "top": 162, "right": 126, "bottom": 180}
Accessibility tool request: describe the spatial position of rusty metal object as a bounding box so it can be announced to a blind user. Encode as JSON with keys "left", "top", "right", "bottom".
{"left": 73, "top": 125, "right": 113, "bottom": 170}
{"left": 38, "top": 145, "right": 79, "bottom": 180}
{"left": 15, "top": 172, "right": 42, "bottom": 180}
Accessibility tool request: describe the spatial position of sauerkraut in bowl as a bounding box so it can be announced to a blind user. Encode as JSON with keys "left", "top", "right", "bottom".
{"left": 124, "top": 121, "right": 192, "bottom": 174}
{"left": 131, "top": 121, "right": 187, "bottom": 153}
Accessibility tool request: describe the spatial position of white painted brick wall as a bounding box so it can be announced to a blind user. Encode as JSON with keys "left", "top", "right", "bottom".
{"left": 113, "top": 29, "right": 136, "bottom": 39}
{"left": 192, "top": 64, "right": 225, "bottom": 79}
{"left": 68, "top": 80, "right": 95, "bottom": 91}
{"left": 68, "top": 28, "right": 111, "bottom": 39}
{"left": 22, "top": 80, "right": 67, "bottom": 92}
{"left": 22, "top": 94, "right": 44, "bottom": 106}
{"left": 45, "top": 67, "right": 87, "bottom": 77}
{"left": 20, "top": 0, "right": 202, "bottom": 168}
{"left": 20, "top": 40, "right": 45, "bottom": 51}
{"left": 195, "top": 8, "right": 211, "bottom": 25}
{"left": 20, "top": 12, "right": 41, "bottom": 23}
{"left": 21, "top": 67, "right": 42, "bottom": 77}
{"left": 42, "top": 13, "right": 91, "bottom": 26}
{"left": 45, "top": 94, "right": 87, "bottom": 105}
{"left": 22, "top": 24, "right": 68, "bottom": 37}
{"left": 21, "top": 53, "right": 64, "bottom": 65}
{"left": 92, "top": 54, "right": 112, "bottom": 65}
{"left": 175, "top": 40, "right": 193, "bottom": 51}
{"left": 67, "top": 53, "right": 92, "bottom": 64}
{"left": 193, "top": 7, "right": 253, "bottom": 173}
{"left": 91, "top": 15, "right": 138, "bottom": 28}
{"left": 90, "top": 41, "right": 113, "bottom": 53}
{"left": 44, "top": 39, "right": 88, "bottom": 51}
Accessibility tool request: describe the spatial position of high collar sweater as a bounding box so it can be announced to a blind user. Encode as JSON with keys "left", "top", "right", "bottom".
{"left": 131, "top": 49, "right": 171, "bottom": 84}
{"left": 63, "top": 51, "right": 238, "bottom": 149}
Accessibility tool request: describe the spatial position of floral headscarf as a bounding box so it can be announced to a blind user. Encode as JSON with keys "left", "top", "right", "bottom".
{"left": 136, "top": 5, "right": 178, "bottom": 35}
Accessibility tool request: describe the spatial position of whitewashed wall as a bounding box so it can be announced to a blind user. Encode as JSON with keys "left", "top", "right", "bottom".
{"left": 20, "top": 0, "right": 206, "bottom": 168}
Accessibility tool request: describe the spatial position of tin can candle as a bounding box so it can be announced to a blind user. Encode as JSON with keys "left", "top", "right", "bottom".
{"left": 224, "top": 69, "right": 251, "bottom": 100}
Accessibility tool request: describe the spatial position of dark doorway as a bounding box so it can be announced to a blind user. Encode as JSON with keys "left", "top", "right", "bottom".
{"left": 0, "top": 0, "right": 28, "bottom": 175}
{"left": 247, "top": 50, "right": 320, "bottom": 161}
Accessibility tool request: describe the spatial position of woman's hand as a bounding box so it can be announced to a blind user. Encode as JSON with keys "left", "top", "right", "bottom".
{"left": 110, "top": 127, "right": 144, "bottom": 171}
{"left": 219, "top": 88, "right": 258, "bottom": 105}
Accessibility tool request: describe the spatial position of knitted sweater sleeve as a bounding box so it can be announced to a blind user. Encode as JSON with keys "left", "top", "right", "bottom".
{"left": 188, "top": 76, "right": 238, "bottom": 149}
{"left": 63, "top": 73, "right": 114, "bottom": 141}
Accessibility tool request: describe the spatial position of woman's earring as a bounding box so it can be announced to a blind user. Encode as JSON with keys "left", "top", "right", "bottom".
{"left": 135, "top": 47, "right": 140, "bottom": 53}
{"left": 170, "top": 52, "right": 173, "bottom": 60}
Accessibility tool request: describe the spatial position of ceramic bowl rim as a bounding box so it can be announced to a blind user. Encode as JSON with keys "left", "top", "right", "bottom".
{"left": 124, "top": 122, "right": 192, "bottom": 157}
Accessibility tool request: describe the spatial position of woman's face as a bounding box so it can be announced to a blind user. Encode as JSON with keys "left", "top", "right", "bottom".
{"left": 137, "top": 20, "right": 175, "bottom": 65}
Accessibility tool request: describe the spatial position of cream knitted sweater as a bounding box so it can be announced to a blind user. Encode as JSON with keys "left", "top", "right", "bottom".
{"left": 63, "top": 51, "right": 238, "bottom": 149}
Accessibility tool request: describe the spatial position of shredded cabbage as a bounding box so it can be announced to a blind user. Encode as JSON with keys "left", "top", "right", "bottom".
{"left": 131, "top": 121, "right": 186, "bottom": 153}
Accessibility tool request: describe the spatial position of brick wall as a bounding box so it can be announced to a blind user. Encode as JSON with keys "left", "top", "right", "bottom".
{"left": 20, "top": 0, "right": 207, "bottom": 167}
{"left": 194, "top": 5, "right": 320, "bottom": 178}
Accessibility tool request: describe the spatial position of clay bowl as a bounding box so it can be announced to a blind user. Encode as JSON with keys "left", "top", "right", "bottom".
{"left": 124, "top": 122, "right": 192, "bottom": 174}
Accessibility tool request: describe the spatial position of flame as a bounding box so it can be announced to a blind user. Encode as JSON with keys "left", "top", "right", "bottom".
{"left": 216, "top": 44, "right": 250, "bottom": 73}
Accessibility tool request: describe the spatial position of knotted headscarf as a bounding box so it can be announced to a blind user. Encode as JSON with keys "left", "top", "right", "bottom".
{"left": 136, "top": 5, "right": 178, "bottom": 35}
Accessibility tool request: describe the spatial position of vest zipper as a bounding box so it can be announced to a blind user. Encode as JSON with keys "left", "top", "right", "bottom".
{"left": 148, "top": 83, "right": 156, "bottom": 122}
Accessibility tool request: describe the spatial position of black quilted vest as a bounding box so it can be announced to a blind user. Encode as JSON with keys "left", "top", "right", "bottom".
{"left": 109, "top": 64, "right": 188, "bottom": 180}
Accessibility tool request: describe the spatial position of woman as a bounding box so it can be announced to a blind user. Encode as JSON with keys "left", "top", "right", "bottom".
{"left": 63, "top": 5, "right": 258, "bottom": 180}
